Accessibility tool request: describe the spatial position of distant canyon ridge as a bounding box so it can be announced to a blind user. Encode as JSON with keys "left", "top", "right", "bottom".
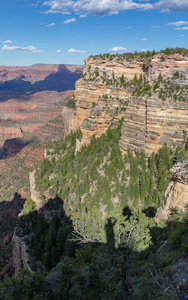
{"left": 0, "top": 63, "right": 84, "bottom": 155}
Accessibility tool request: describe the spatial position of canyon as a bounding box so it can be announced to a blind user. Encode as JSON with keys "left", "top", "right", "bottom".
{"left": 0, "top": 63, "right": 84, "bottom": 275}
{"left": 1, "top": 52, "right": 188, "bottom": 277}
{"left": 0, "top": 63, "right": 84, "bottom": 155}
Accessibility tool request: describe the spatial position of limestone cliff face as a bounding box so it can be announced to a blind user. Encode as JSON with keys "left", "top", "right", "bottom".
{"left": 75, "top": 80, "right": 129, "bottom": 144}
{"left": 119, "top": 97, "right": 188, "bottom": 157}
{"left": 12, "top": 230, "right": 33, "bottom": 274}
{"left": 66, "top": 53, "right": 188, "bottom": 149}
{"left": 62, "top": 106, "right": 78, "bottom": 136}
{"left": 155, "top": 159, "right": 188, "bottom": 221}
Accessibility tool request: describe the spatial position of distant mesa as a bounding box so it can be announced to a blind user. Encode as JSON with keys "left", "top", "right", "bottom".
{"left": 0, "top": 63, "right": 85, "bottom": 99}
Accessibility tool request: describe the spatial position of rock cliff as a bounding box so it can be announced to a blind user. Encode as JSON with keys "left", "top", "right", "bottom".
{"left": 29, "top": 170, "right": 44, "bottom": 209}
{"left": 66, "top": 53, "right": 188, "bottom": 153}
{"left": 155, "top": 159, "right": 188, "bottom": 221}
{"left": 12, "top": 230, "right": 33, "bottom": 274}
{"left": 119, "top": 97, "right": 188, "bottom": 157}
{"left": 74, "top": 80, "right": 129, "bottom": 144}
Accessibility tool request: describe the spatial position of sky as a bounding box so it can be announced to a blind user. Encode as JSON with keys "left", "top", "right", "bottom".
{"left": 0, "top": 0, "right": 188, "bottom": 66}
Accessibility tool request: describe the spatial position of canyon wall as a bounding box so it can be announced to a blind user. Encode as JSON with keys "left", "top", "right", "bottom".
{"left": 119, "top": 97, "right": 188, "bottom": 157}
{"left": 67, "top": 53, "right": 188, "bottom": 153}
{"left": 74, "top": 80, "right": 130, "bottom": 144}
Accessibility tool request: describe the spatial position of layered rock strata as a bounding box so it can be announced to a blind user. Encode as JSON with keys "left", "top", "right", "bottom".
{"left": 68, "top": 53, "right": 188, "bottom": 152}
{"left": 119, "top": 97, "right": 188, "bottom": 157}
{"left": 75, "top": 81, "right": 129, "bottom": 144}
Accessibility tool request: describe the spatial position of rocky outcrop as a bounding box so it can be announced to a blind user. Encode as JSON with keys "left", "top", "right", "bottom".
{"left": 119, "top": 97, "right": 188, "bottom": 157}
{"left": 12, "top": 230, "right": 33, "bottom": 274}
{"left": 155, "top": 159, "right": 188, "bottom": 221}
{"left": 84, "top": 56, "right": 144, "bottom": 80}
{"left": 29, "top": 170, "right": 44, "bottom": 209}
{"left": 85, "top": 53, "right": 188, "bottom": 81}
{"left": 149, "top": 53, "right": 188, "bottom": 80}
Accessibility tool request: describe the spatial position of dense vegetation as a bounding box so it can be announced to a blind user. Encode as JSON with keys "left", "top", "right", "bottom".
{"left": 35, "top": 122, "right": 176, "bottom": 213}
{"left": 90, "top": 47, "right": 188, "bottom": 61}
{"left": 1, "top": 123, "right": 188, "bottom": 299}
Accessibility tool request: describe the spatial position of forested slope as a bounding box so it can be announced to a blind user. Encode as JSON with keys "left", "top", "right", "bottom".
{"left": 0, "top": 122, "right": 188, "bottom": 299}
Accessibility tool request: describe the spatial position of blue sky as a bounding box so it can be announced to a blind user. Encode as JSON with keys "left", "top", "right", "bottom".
{"left": 0, "top": 0, "right": 188, "bottom": 66}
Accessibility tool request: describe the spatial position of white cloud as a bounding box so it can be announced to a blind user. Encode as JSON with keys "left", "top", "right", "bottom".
{"left": 175, "top": 26, "right": 188, "bottom": 30}
{"left": 56, "top": 49, "right": 61, "bottom": 53}
{"left": 109, "top": 46, "right": 128, "bottom": 52}
{"left": 42, "top": 0, "right": 188, "bottom": 16}
{"left": 63, "top": 18, "right": 76, "bottom": 24}
{"left": 140, "top": 49, "right": 148, "bottom": 51}
{"left": 153, "top": 0, "right": 188, "bottom": 13}
{"left": 43, "top": 0, "right": 152, "bottom": 17}
{"left": 1, "top": 45, "right": 43, "bottom": 53}
{"left": 68, "top": 48, "right": 87, "bottom": 53}
{"left": 46, "top": 22, "right": 55, "bottom": 26}
{"left": 62, "top": 11, "right": 71, "bottom": 15}
{"left": 80, "top": 14, "right": 87, "bottom": 18}
{"left": 167, "top": 21, "right": 188, "bottom": 26}
{"left": 32, "top": 50, "right": 44, "bottom": 53}
{"left": 142, "top": 38, "right": 148, "bottom": 40}
{"left": 152, "top": 25, "right": 160, "bottom": 28}
{"left": 125, "top": 26, "right": 132, "bottom": 29}
{"left": 0, "top": 40, "right": 13, "bottom": 44}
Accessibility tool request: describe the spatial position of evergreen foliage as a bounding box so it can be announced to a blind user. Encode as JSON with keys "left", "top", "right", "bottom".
{"left": 1, "top": 120, "right": 188, "bottom": 299}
